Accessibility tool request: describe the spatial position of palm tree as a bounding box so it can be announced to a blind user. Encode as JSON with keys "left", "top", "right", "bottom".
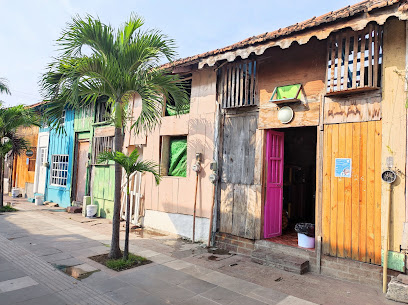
{"left": 98, "top": 148, "right": 160, "bottom": 260}
{"left": 6, "top": 137, "right": 28, "bottom": 194}
{"left": 0, "top": 104, "right": 40, "bottom": 206}
{"left": 40, "top": 14, "right": 189, "bottom": 259}
{"left": 0, "top": 78, "right": 11, "bottom": 95}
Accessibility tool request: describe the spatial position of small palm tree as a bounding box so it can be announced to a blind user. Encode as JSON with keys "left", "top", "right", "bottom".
{"left": 41, "top": 14, "right": 188, "bottom": 259}
{"left": 0, "top": 78, "right": 11, "bottom": 95}
{"left": 0, "top": 104, "right": 40, "bottom": 206}
{"left": 98, "top": 148, "right": 160, "bottom": 260}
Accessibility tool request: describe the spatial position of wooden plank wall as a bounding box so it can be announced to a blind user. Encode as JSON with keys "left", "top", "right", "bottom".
{"left": 219, "top": 112, "right": 262, "bottom": 239}
{"left": 322, "top": 121, "right": 381, "bottom": 265}
{"left": 324, "top": 90, "right": 381, "bottom": 124}
{"left": 74, "top": 104, "right": 93, "bottom": 132}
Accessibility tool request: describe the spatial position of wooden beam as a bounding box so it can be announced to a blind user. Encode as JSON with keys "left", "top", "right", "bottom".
{"left": 360, "top": 32, "right": 366, "bottom": 87}
{"left": 343, "top": 33, "right": 351, "bottom": 90}
{"left": 337, "top": 34, "right": 344, "bottom": 91}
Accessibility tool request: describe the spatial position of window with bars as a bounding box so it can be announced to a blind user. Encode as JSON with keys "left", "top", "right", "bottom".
{"left": 92, "top": 136, "right": 114, "bottom": 164}
{"left": 51, "top": 155, "right": 69, "bottom": 186}
{"left": 326, "top": 24, "right": 383, "bottom": 94}
{"left": 218, "top": 59, "right": 258, "bottom": 109}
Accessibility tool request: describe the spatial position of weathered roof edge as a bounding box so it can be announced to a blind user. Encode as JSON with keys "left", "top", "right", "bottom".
{"left": 162, "top": 0, "right": 408, "bottom": 70}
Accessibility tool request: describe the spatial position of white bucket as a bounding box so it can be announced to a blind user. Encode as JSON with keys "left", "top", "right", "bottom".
{"left": 11, "top": 188, "right": 19, "bottom": 198}
{"left": 35, "top": 196, "right": 44, "bottom": 206}
{"left": 86, "top": 204, "right": 98, "bottom": 218}
{"left": 297, "top": 233, "right": 315, "bottom": 249}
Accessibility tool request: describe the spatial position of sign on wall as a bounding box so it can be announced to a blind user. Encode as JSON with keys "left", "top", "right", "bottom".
{"left": 25, "top": 150, "right": 34, "bottom": 157}
{"left": 335, "top": 158, "right": 352, "bottom": 178}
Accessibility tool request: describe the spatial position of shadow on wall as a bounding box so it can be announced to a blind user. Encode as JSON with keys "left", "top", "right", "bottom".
{"left": 186, "top": 117, "right": 215, "bottom": 220}
{"left": 144, "top": 209, "right": 210, "bottom": 242}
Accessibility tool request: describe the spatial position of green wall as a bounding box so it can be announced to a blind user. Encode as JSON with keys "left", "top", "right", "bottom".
{"left": 73, "top": 103, "right": 115, "bottom": 219}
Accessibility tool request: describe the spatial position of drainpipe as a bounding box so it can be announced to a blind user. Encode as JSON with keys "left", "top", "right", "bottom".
{"left": 383, "top": 183, "right": 392, "bottom": 293}
{"left": 382, "top": 167, "right": 396, "bottom": 294}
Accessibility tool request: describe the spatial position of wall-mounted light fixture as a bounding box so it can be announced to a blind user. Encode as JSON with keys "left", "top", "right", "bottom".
{"left": 277, "top": 106, "right": 294, "bottom": 124}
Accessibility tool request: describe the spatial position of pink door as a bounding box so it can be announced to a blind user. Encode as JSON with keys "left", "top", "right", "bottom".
{"left": 264, "top": 130, "right": 284, "bottom": 238}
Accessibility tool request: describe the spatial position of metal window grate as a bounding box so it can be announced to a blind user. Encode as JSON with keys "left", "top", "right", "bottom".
{"left": 218, "top": 60, "right": 258, "bottom": 109}
{"left": 51, "top": 155, "right": 69, "bottom": 186}
{"left": 326, "top": 24, "right": 383, "bottom": 93}
{"left": 92, "top": 136, "right": 114, "bottom": 164}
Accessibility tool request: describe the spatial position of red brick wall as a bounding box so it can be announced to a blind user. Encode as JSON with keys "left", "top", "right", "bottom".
{"left": 215, "top": 232, "right": 402, "bottom": 287}
{"left": 215, "top": 232, "right": 255, "bottom": 256}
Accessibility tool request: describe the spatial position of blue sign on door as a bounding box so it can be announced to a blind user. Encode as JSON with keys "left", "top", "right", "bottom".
{"left": 335, "top": 158, "right": 352, "bottom": 178}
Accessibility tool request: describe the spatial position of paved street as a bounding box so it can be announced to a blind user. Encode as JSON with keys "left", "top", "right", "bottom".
{"left": 0, "top": 197, "right": 393, "bottom": 305}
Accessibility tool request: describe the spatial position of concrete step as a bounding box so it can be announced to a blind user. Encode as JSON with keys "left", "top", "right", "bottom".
{"left": 251, "top": 248, "right": 309, "bottom": 274}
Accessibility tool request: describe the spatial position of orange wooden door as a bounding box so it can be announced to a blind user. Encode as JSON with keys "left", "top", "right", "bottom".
{"left": 75, "top": 141, "right": 89, "bottom": 202}
{"left": 322, "top": 121, "right": 381, "bottom": 265}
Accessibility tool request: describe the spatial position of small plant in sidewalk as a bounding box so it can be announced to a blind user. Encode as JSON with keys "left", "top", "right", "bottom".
{"left": 98, "top": 148, "right": 161, "bottom": 261}
{"left": 89, "top": 252, "right": 151, "bottom": 271}
{"left": 0, "top": 205, "right": 17, "bottom": 212}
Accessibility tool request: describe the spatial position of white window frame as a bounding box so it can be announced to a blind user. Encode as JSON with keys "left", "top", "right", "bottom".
{"left": 51, "top": 154, "right": 69, "bottom": 187}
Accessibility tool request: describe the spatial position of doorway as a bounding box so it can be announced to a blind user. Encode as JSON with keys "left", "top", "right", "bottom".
{"left": 264, "top": 127, "right": 317, "bottom": 247}
{"left": 34, "top": 132, "right": 49, "bottom": 196}
{"left": 74, "top": 140, "right": 90, "bottom": 203}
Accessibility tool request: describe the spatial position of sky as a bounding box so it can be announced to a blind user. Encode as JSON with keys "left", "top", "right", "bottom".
{"left": 0, "top": 0, "right": 361, "bottom": 107}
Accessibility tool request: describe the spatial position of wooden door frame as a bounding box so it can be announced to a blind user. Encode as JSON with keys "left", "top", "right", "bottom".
{"left": 71, "top": 135, "right": 90, "bottom": 203}
{"left": 262, "top": 129, "right": 285, "bottom": 238}
{"left": 261, "top": 126, "right": 320, "bottom": 241}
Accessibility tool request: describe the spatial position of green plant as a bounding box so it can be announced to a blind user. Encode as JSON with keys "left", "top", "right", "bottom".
{"left": 105, "top": 253, "right": 147, "bottom": 271}
{"left": 98, "top": 148, "right": 160, "bottom": 260}
{"left": 0, "top": 78, "right": 10, "bottom": 95}
{"left": 41, "top": 14, "right": 189, "bottom": 259}
{"left": 0, "top": 206, "right": 18, "bottom": 212}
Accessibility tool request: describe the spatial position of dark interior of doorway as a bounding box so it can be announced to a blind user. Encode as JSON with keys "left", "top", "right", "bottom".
{"left": 267, "top": 126, "right": 317, "bottom": 248}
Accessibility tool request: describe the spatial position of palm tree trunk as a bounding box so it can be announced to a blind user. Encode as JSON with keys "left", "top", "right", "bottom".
{"left": 109, "top": 125, "right": 124, "bottom": 259}
{"left": 8, "top": 153, "right": 13, "bottom": 194}
{"left": 123, "top": 176, "right": 130, "bottom": 261}
{"left": 109, "top": 100, "right": 125, "bottom": 259}
{"left": 0, "top": 156, "right": 4, "bottom": 208}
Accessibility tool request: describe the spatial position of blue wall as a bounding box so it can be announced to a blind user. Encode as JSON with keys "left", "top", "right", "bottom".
{"left": 44, "top": 109, "right": 75, "bottom": 208}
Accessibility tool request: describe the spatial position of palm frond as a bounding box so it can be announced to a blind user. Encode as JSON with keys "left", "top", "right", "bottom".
{"left": 0, "top": 78, "right": 11, "bottom": 95}
{"left": 41, "top": 13, "right": 187, "bottom": 135}
{"left": 98, "top": 148, "right": 160, "bottom": 184}
{"left": 132, "top": 160, "right": 161, "bottom": 185}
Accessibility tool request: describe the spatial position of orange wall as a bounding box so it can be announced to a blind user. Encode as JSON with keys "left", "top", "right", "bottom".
{"left": 258, "top": 38, "right": 327, "bottom": 129}
{"left": 13, "top": 126, "right": 39, "bottom": 189}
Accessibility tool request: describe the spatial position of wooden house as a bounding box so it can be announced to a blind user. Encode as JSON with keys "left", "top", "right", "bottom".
{"left": 41, "top": 109, "right": 75, "bottom": 208}
{"left": 73, "top": 101, "right": 116, "bottom": 219}
{"left": 149, "top": 0, "right": 408, "bottom": 286}
{"left": 12, "top": 101, "right": 47, "bottom": 199}
{"left": 11, "top": 126, "right": 39, "bottom": 199}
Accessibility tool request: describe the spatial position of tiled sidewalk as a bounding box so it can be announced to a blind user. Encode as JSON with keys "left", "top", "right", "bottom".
{"left": 0, "top": 198, "right": 393, "bottom": 304}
